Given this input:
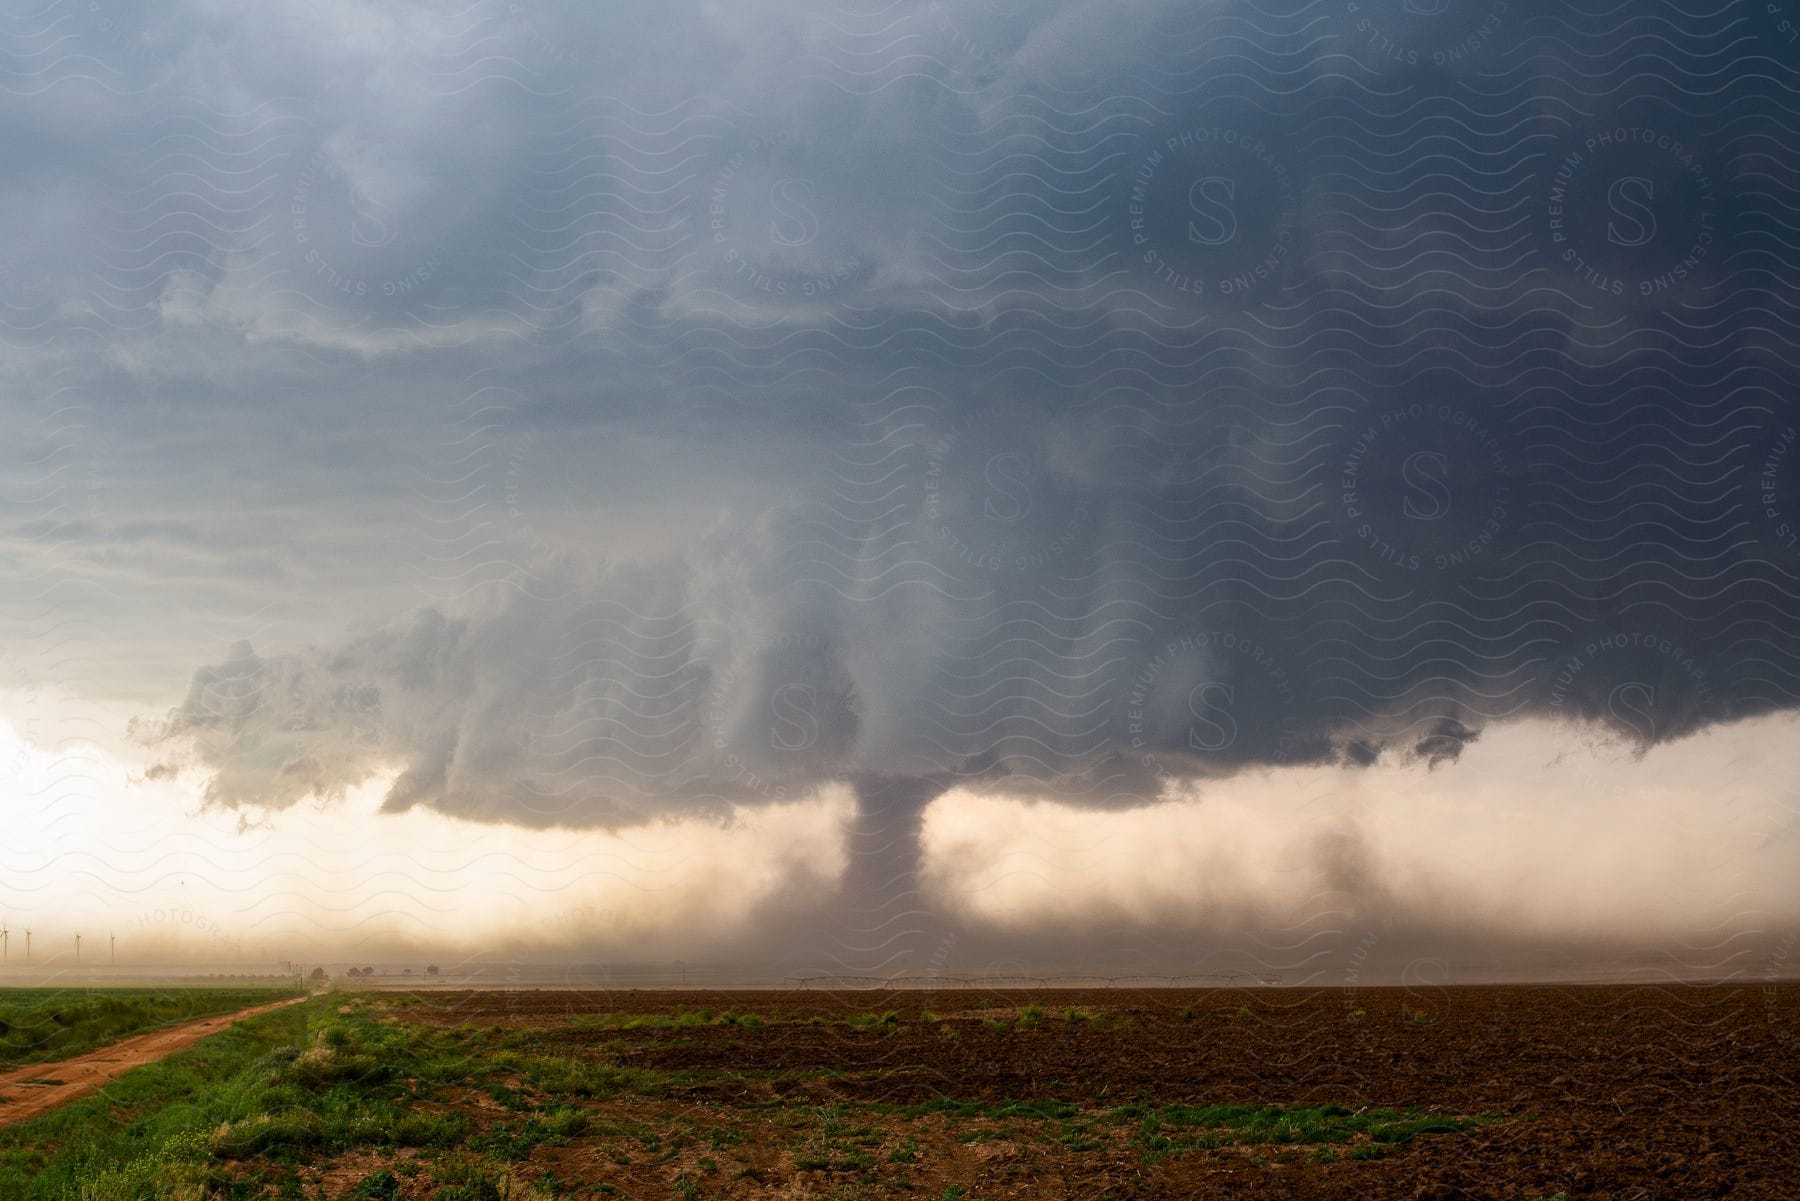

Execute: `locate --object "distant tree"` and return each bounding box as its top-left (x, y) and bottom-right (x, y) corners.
top-left (403, 968), bottom-right (412, 975)
top-left (425, 965), bottom-right (440, 976)
top-left (308, 967), bottom-right (327, 983)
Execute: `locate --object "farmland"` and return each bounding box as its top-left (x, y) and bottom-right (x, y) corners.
top-left (0, 983), bottom-right (1792, 1198)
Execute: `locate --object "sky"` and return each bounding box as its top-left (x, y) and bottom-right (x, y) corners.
top-left (2, 0), bottom-right (1799, 983)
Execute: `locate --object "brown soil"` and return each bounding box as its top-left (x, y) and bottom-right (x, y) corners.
top-left (0, 996), bottom-right (306, 1129)
top-left (362, 983), bottom-right (1798, 1199)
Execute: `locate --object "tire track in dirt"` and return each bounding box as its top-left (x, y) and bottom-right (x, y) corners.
top-left (0, 996), bottom-right (307, 1129)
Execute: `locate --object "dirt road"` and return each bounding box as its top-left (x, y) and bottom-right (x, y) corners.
top-left (0, 996), bottom-right (306, 1129)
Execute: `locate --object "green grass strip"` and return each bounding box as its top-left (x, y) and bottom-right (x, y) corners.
top-left (0, 988), bottom-right (300, 1071)
top-left (0, 996), bottom-right (316, 1199)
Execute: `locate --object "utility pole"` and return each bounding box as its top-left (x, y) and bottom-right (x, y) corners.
top-left (111, 933), bottom-right (116, 964)
top-left (75, 933), bottom-right (81, 963)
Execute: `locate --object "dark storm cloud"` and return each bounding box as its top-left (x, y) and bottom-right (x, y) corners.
top-left (5, 0), bottom-right (1800, 903)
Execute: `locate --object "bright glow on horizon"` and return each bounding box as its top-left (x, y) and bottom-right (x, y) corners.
top-left (923, 713), bottom-right (1800, 946)
top-left (4, 711), bottom-right (1797, 965)
top-left (0, 718), bottom-right (849, 964)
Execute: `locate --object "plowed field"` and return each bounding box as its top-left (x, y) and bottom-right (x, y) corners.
top-left (351, 983), bottom-right (1794, 1199)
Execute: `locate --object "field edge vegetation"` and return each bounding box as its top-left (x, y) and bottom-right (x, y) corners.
top-left (0, 992), bottom-right (1508, 1200)
top-left (0, 987), bottom-right (302, 1072)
